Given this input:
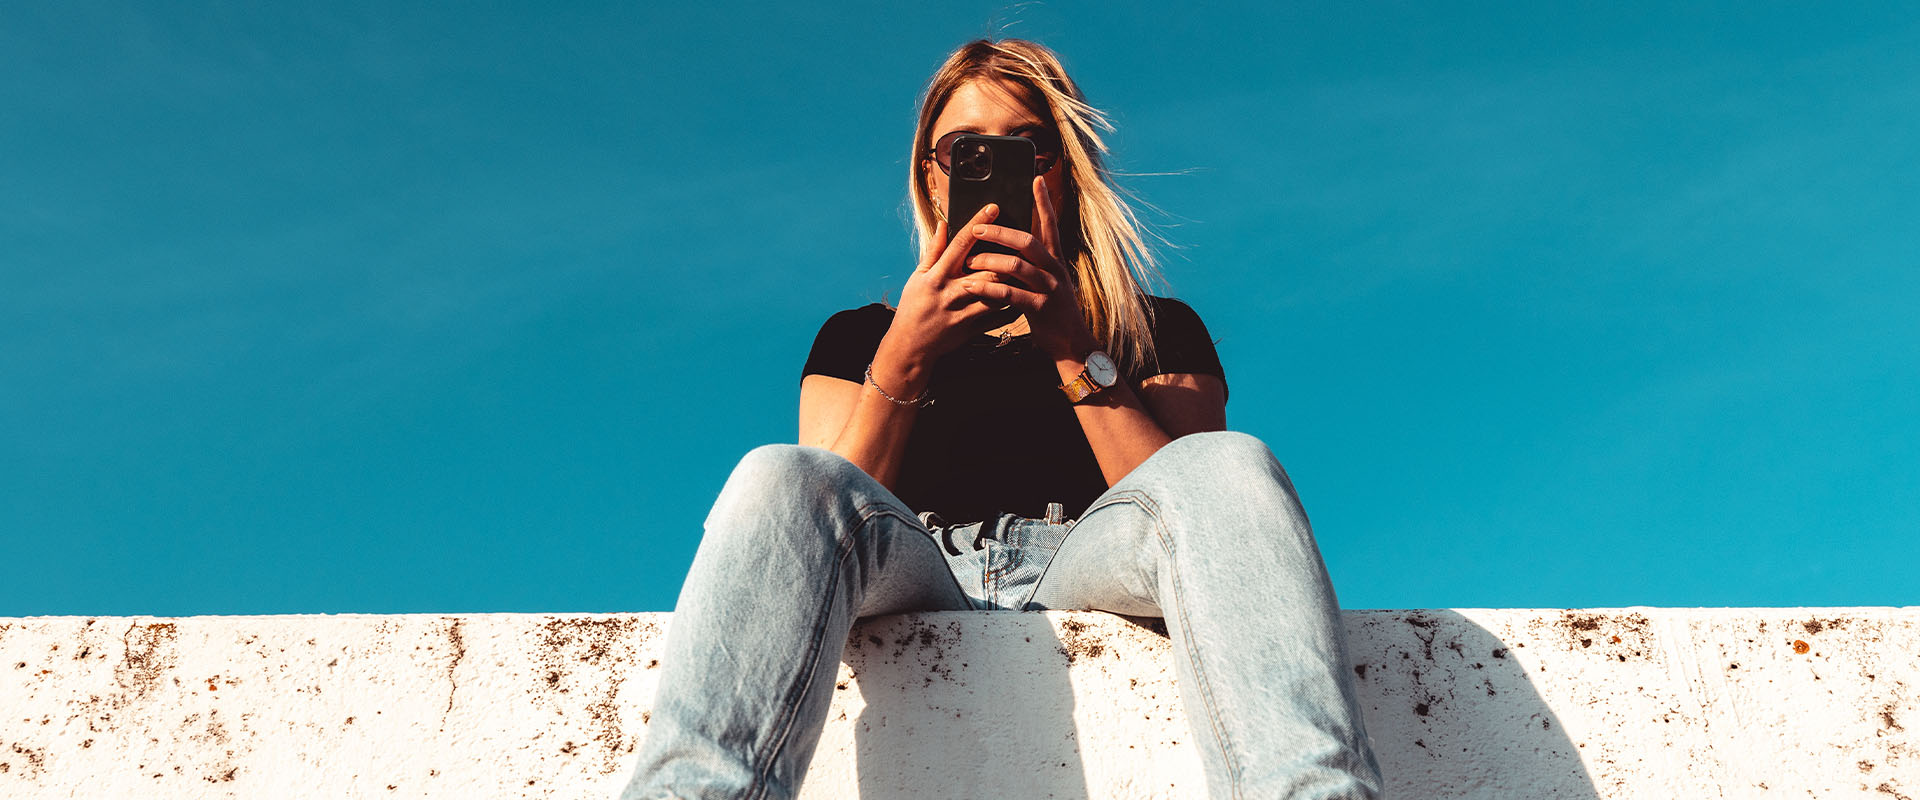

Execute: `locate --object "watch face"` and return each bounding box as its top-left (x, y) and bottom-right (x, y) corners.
top-left (1086, 351), bottom-right (1118, 387)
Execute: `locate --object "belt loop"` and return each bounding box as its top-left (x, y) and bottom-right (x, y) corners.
top-left (946, 525), bottom-right (975, 556)
top-left (920, 512), bottom-right (967, 557)
top-left (1045, 502), bottom-right (1065, 525)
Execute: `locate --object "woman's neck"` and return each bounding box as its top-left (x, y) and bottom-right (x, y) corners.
top-left (985, 315), bottom-right (1030, 341)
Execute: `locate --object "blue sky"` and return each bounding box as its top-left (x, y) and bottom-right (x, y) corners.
top-left (4, 2), bottom-right (1916, 615)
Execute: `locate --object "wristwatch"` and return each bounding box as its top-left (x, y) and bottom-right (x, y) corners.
top-left (1059, 350), bottom-right (1119, 404)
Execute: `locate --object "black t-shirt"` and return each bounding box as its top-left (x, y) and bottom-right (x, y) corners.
top-left (801, 296), bottom-right (1225, 524)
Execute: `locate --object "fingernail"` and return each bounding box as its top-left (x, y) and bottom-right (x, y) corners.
top-left (961, 280), bottom-right (977, 291)
top-left (972, 225), bottom-right (986, 235)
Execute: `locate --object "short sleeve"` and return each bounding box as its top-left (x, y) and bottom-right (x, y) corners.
top-left (1141, 296), bottom-right (1226, 391)
top-left (801, 304), bottom-right (895, 383)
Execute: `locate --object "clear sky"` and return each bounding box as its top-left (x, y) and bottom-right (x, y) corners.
top-left (5, 2), bottom-right (1916, 616)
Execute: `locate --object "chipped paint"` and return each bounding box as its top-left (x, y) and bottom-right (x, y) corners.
top-left (0, 609), bottom-right (1914, 798)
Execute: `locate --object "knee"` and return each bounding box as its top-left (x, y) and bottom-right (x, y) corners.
top-left (1160, 431), bottom-right (1290, 486)
top-left (1175, 430), bottom-right (1275, 465)
top-left (727, 444), bottom-right (850, 491)
top-left (708, 445), bottom-right (859, 525)
top-left (1142, 432), bottom-right (1308, 527)
top-left (684, 447), bottom-right (889, 601)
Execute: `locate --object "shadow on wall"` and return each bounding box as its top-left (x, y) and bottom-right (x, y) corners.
top-left (836, 609), bottom-right (1602, 799)
top-left (1346, 610), bottom-right (1602, 799)
top-left (846, 612), bottom-right (1089, 798)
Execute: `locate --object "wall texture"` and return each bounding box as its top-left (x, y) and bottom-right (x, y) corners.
top-left (0, 608), bottom-right (1914, 799)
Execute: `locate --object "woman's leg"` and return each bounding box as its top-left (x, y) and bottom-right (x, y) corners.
top-left (622, 445), bottom-right (970, 800)
top-left (1026, 431), bottom-right (1382, 800)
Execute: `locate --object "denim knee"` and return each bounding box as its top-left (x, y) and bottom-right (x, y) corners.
top-left (704, 444), bottom-right (869, 541)
top-left (1129, 431), bottom-right (1312, 547)
top-left (1157, 431), bottom-right (1295, 493)
top-left (728, 444), bottom-right (851, 494)
top-left (1162, 430), bottom-right (1276, 468)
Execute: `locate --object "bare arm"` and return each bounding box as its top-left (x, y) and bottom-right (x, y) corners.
top-left (796, 363), bottom-right (921, 491)
top-left (806, 367), bottom-right (1226, 492)
top-left (1137, 372), bottom-right (1228, 438)
top-left (796, 207), bottom-right (1007, 491)
top-left (961, 175), bottom-right (1228, 485)
top-left (803, 178), bottom-right (1229, 490)
top-left (1047, 348), bottom-right (1228, 486)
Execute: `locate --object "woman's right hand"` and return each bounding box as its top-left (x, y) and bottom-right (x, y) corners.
top-left (867, 204), bottom-right (1007, 397)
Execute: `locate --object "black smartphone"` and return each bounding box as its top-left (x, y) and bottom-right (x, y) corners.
top-left (944, 134), bottom-right (1036, 271)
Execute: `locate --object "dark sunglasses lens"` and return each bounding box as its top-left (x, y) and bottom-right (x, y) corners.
top-left (931, 132), bottom-right (966, 173)
top-left (1029, 132), bottom-right (1061, 173)
top-left (930, 131), bottom-right (1062, 174)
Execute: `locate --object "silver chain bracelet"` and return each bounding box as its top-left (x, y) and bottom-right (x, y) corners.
top-left (865, 362), bottom-right (934, 408)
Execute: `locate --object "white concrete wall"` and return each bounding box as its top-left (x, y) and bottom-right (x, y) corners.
top-left (0, 609), bottom-right (1914, 799)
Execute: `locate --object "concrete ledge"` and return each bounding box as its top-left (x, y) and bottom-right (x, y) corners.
top-left (1, 609), bottom-right (1914, 798)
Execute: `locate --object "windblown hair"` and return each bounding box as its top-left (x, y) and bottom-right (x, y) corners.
top-left (910, 38), bottom-right (1163, 372)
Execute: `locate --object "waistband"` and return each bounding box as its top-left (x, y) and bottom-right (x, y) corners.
top-left (920, 504), bottom-right (1071, 557)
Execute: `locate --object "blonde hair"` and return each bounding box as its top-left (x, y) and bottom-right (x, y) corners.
top-left (910, 39), bottom-right (1163, 372)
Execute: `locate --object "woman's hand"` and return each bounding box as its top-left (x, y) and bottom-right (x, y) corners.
top-left (958, 175), bottom-right (1096, 360)
top-left (868, 204), bottom-right (1012, 397)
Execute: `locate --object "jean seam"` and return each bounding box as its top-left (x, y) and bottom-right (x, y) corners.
top-left (1019, 492), bottom-right (1141, 609)
top-left (985, 548), bottom-right (1002, 606)
top-left (1098, 489), bottom-right (1247, 799)
top-left (1020, 506), bottom-right (1096, 610)
top-left (743, 503), bottom-right (916, 800)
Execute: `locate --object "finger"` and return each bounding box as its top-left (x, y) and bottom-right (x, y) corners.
top-left (1033, 175), bottom-right (1061, 264)
top-left (971, 221), bottom-right (1067, 287)
top-left (932, 203), bottom-right (1000, 279)
top-left (943, 270), bottom-right (1015, 310)
top-left (955, 297), bottom-right (1017, 329)
top-left (967, 223), bottom-right (1039, 256)
top-left (942, 276), bottom-right (990, 310)
top-left (917, 212), bottom-right (949, 271)
top-left (958, 277), bottom-right (1048, 314)
top-left (965, 252), bottom-right (1058, 294)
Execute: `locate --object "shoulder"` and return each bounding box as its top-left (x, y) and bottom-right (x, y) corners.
top-left (1145, 295), bottom-right (1215, 346)
top-left (803, 303), bottom-right (895, 382)
top-left (1135, 294), bottom-right (1225, 384)
top-left (812, 303), bottom-right (895, 345)
top-left (829, 302), bottom-right (895, 323)
top-left (818, 303), bottom-right (894, 336)
top-left (1147, 295), bottom-right (1207, 329)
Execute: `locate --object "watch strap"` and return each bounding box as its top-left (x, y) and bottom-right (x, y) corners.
top-left (1061, 372), bottom-right (1098, 404)
top-left (1060, 351), bottom-right (1116, 404)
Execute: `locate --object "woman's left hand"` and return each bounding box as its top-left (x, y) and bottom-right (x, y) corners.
top-left (959, 175), bottom-right (1096, 359)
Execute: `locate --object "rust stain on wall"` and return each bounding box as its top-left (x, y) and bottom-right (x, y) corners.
top-left (539, 617), bottom-right (642, 667)
top-left (1545, 612), bottom-right (1654, 663)
top-left (1803, 618), bottom-right (1852, 635)
top-left (3, 742), bottom-right (49, 781)
top-left (535, 617), bottom-right (646, 775)
top-left (442, 617), bottom-right (467, 717)
top-left (113, 622), bottom-right (179, 703)
top-left (1058, 617), bottom-right (1108, 665)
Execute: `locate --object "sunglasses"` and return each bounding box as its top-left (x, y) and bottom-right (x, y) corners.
top-left (927, 130), bottom-right (1063, 176)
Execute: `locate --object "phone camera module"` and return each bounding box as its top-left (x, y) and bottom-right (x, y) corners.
top-left (953, 140), bottom-right (993, 181)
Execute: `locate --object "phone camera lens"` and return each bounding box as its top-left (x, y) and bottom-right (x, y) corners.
top-left (954, 141), bottom-right (993, 181)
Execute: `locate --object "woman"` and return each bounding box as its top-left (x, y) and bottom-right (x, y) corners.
top-left (623, 39), bottom-right (1381, 800)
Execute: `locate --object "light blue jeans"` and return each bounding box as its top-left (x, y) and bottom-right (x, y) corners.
top-left (621, 431), bottom-right (1381, 799)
